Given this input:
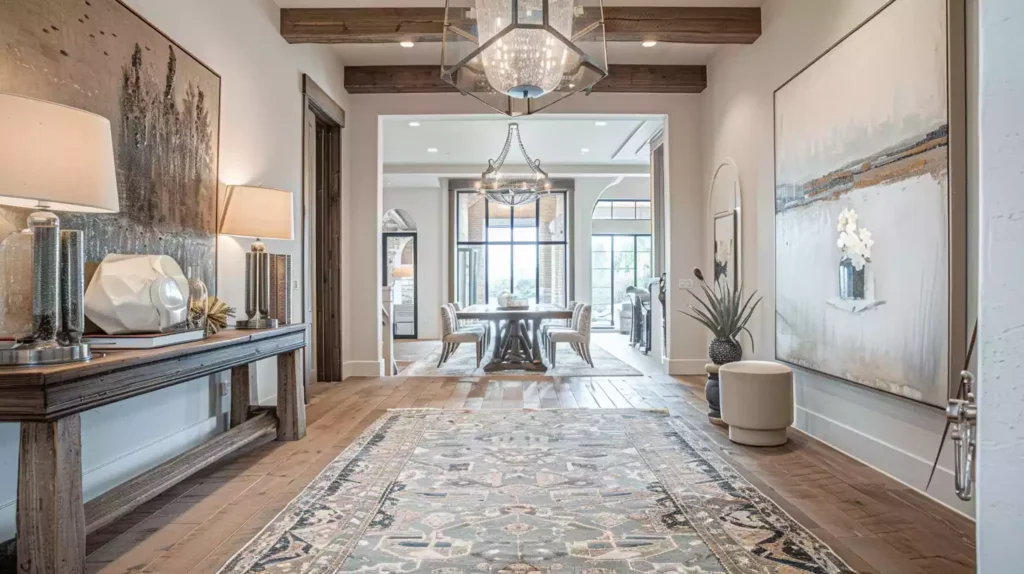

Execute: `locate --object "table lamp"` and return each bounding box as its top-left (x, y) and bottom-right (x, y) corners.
top-left (219, 185), bottom-right (293, 329)
top-left (0, 93), bottom-right (120, 365)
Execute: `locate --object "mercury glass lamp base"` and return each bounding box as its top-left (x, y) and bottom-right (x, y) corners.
top-left (0, 342), bottom-right (92, 366)
top-left (236, 318), bottom-right (279, 330)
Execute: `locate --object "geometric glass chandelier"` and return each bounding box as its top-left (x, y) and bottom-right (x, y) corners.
top-left (441, 0), bottom-right (608, 117)
top-left (468, 123), bottom-right (563, 206)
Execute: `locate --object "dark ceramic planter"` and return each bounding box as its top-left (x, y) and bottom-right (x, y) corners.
top-left (709, 337), bottom-right (743, 365)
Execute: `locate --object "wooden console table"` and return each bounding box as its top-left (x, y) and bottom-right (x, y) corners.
top-left (0, 325), bottom-right (308, 573)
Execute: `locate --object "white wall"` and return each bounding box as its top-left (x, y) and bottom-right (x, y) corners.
top-left (344, 93), bottom-right (707, 378)
top-left (382, 187), bottom-right (445, 339)
top-left (976, 0), bottom-right (1024, 567)
top-left (0, 0), bottom-right (348, 541)
top-left (702, 0), bottom-right (973, 514)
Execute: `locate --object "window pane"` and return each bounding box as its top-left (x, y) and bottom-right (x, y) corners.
top-left (487, 244), bottom-right (511, 302)
top-left (512, 244), bottom-right (538, 303)
top-left (593, 201), bottom-right (612, 220)
top-left (592, 287), bottom-right (612, 306)
top-left (538, 193), bottom-right (566, 241)
top-left (592, 269), bottom-right (611, 288)
top-left (636, 235), bottom-right (652, 252)
top-left (612, 201), bottom-right (635, 219)
top-left (636, 201), bottom-right (651, 220)
top-left (538, 244), bottom-right (566, 305)
top-left (592, 250), bottom-right (611, 269)
top-left (455, 245), bottom-right (486, 306)
top-left (637, 252), bottom-right (653, 285)
top-left (592, 235), bottom-right (612, 252)
top-left (488, 202), bottom-right (512, 241)
top-left (512, 203), bottom-right (538, 242)
top-left (458, 193), bottom-right (487, 242)
top-left (592, 304), bottom-right (613, 326)
top-left (614, 269), bottom-right (635, 301)
top-left (613, 236), bottom-right (635, 270)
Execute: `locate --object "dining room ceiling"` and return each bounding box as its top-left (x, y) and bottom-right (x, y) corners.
top-left (382, 116), bottom-right (663, 167)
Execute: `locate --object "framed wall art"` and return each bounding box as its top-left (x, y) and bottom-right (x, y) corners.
top-left (0, 0), bottom-right (221, 292)
top-left (773, 0), bottom-right (966, 408)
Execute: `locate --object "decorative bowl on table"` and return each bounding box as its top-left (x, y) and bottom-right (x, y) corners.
top-left (497, 293), bottom-right (529, 310)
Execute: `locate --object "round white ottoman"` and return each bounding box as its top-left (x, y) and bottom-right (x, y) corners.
top-left (719, 361), bottom-right (794, 446)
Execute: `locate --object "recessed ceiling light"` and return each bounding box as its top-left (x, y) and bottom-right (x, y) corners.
top-left (595, 121), bottom-right (607, 126)
top-left (400, 41), bottom-right (415, 48)
top-left (409, 121), bottom-right (421, 127)
top-left (427, 147), bottom-right (439, 153)
top-left (642, 40), bottom-right (658, 48)
top-left (581, 148), bottom-right (590, 153)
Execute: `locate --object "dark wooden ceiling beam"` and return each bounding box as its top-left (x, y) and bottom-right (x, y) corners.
top-left (343, 65), bottom-right (707, 95)
top-left (281, 7), bottom-right (760, 44)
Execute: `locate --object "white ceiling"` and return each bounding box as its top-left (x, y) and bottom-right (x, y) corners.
top-left (330, 42), bottom-right (719, 67)
top-left (381, 116), bottom-right (662, 167)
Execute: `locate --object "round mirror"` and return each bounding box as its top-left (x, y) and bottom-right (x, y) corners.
top-left (709, 160), bottom-right (741, 289)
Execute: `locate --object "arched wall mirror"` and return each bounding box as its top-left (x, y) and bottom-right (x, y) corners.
top-left (709, 160), bottom-right (742, 289)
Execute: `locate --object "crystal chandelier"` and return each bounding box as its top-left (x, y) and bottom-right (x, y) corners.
top-left (470, 123), bottom-right (561, 206)
top-left (442, 0), bottom-right (608, 117)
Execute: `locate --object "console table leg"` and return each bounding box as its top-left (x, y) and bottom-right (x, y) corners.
top-left (230, 364), bottom-right (252, 428)
top-left (277, 350), bottom-right (306, 441)
top-left (17, 415), bottom-right (85, 574)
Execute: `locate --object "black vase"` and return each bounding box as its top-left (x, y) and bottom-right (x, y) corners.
top-left (709, 337), bottom-right (742, 365)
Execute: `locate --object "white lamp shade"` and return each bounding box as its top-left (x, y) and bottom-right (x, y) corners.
top-left (220, 185), bottom-right (294, 240)
top-left (0, 93), bottom-right (120, 213)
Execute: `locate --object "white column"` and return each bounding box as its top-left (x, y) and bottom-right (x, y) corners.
top-left (381, 285), bottom-right (395, 376)
top-left (977, 0), bottom-right (1024, 570)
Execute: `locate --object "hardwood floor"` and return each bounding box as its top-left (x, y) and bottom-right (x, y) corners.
top-left (84, 375), bottom-right (976, 573)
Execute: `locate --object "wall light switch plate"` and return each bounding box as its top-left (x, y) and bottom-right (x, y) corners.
top-left (678, 279), bottom-right (694, 290)
top-left (293, 280), bottom-right (300, 290)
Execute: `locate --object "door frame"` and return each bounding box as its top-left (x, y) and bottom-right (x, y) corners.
top-left (301, 75), bottom-right (345, 385)
top-left (381, 232), bottom-right (419, 339)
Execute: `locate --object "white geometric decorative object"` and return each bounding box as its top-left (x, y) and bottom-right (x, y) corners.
top-left (85, 254), bottom-right (189, 334)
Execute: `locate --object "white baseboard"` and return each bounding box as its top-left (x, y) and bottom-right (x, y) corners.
top-left (795, 405), bottom-right (975, 518)
top-left (665, 358), bottom-right (707, 376)
top-left (343, 360), bottom-right (383, 379)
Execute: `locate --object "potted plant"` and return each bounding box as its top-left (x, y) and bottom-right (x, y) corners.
top-left (679, 268), bottom-right (761, 419)
top-left (681, 268), bottom-right (761, 364)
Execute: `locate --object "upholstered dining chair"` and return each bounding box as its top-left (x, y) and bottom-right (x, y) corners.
top-left (547, 304), bottom-right (594, 368)
top-left (541, 301), bottom-right (583, 343)
top-left (446, 303), bottom-right (489, 349)
top-left (438, 305), bottom-right (486, 368)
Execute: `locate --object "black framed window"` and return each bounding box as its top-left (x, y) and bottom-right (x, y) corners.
top-left (591, 234), bottom-right (652, 327)
top-left (592, 199), bottom-right (651, 220)
top-left (382, 232), bottom-right (418, 339)
top-left (455, 191), bottom-right (569, 306)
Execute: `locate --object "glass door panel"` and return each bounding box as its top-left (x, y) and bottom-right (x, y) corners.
top-left (487, 244), bottom-right (512, 302)
top-left (512, 244), bottom-right (538, 303)
top-left (382, 233), bottom-right (417, 339)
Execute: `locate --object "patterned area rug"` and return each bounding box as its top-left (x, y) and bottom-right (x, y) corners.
top-left (220, 410), bottom-right (853, 574)
top-left (400, 345), bottom-right (643, 377)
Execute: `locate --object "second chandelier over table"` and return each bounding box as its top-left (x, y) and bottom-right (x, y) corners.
top-left (441, 0), bottom-right (608, 117)
top-left (472, 122), bottom-right (563, 206)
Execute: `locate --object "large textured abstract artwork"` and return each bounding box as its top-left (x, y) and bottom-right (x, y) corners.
top-left (774, 0), bottom-right (953, 407)
top-left (0, 0), bottom-right (220, 291)
top-left (220, 409), bottom-right (853, 573)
